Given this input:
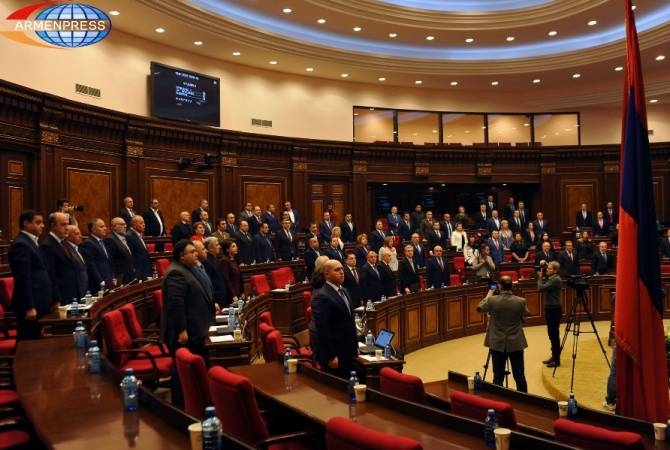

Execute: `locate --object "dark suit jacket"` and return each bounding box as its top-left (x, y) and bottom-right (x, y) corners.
top-left (534, 251), bottom-right (555, 269)
top-left (591, 252), bottom-right (614, 275)
top-left (386, 213), bottom-right (401, 234)
top-left (324, 246), bottom-right (345, 263)
top-left (440, 222), bottom-right (455, 241)
top-left (660, 237), bottom-right (670, 258)
top-left (411, 242), bottom-right (425, 268)
top-left (305, 248), bottom-right (323, 276)
top-left (339, 221), bottom-right (357, 243)
top-left (398, 220), bottom-right (412, 242)
top-left (223, 223), bottom-right (238, 237)
top-left (533, 220), bottom-right (550, 236)
top-left (576, 241), bottom-right (594, 260)
top-left (161, 261), bottom-right (215, 351)
top-left (126, 229), bottom-right (152, 280)
top-left (203, 253), bottom-right (230, 306)
top-left (605, 208), bottom-right (618, 225)
top-left (254, 233), bottom-right (274, 263)
top-left (593, 220), bottom-right (610, 236)
top-left (558, 251), bottom-right (580, 276)
top-left (379, 262), bottom-right (397, 298)
top-left (485, 202), bottom-right (496, 214)
top-left (67, 242), bottom-right (89, 298)
top-left (236, 232), bottom-right (256, 264)
top-left (284, 209), bottom-right (300, 231)
top-left (142, 209), bottom-right (166, 236)
top-left (9, 233), bottom-right (53, 317)
top-left (40, 234), bottom-right (81, 304)
top-left (319, 221), bottom-right (334, 243)
top-left (191, 207), bottom-right (206, 225)
top-left (517, 210), bottom-right (530, 229)
top-left (369, 230), bottom-right (386, 252)
top-left (359, 263), bottom-right (383, 302)
top-left (486, 218), bottom-right (502, 234)
top-left (398, 259), bottom-right (420, 293)
top-left (509, 217), bottom-right (524, 234)
top-left (475, 212), bottom-right (488, 229)
top-left (275, 229), bottom-right (298, 261)
top-left (487, 239), bottom-right (505, 264)
top-left (81, 236), bottom-right (114, 292)
top-left (354, 246), bottom-right (369, 267)
top-left (342, 265), bottom-right (362, 308)
top-left (426, 256), bottom-right (450, 288)
top-left (410, 211), bottom-right (424, 232)
top-left (261, 213), bottom-right (280, 234)
top-left (427, 230), bottom-right (446, 251)
top-left (247, 215), bottom-right (264, 236)
top-left (171, 222), bottom-right (193, 245)
top-left (502, 204), bottom-right (516, 221)
top-left (312, 283), bottom-right (358, 375)
top-left (576, 211), bottom-right (594, 229)
top-left (119, 208), bottom-right (135, 227)
top-left (104, 233), bottom-right (135, 283)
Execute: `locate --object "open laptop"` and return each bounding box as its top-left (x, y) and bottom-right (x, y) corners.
top-left (358, 329), bottom-right (395, 355)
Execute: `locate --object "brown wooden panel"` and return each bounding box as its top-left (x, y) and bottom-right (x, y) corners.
top-left (67, 168), bottom-right (113, 229)
top-left (524, 291), bottom-right (541, 318)
top-left (331, 184), bottom-right (344, 195)
top-left (406, 306), bottom-right (420, 341)
top-left (563, 183), bottom-right (595, 228)
top-left (376, 314), bottom-right (388, 334)
top-left (466, 295), bottom-right (485, 327)
top-left (151, 176), bottom-right (209, 229)
top-left (387, 311), bottom-right (400, 347)
top-left (8, 186), bottom-right (23, 238)
top-left (598, 286), bottom-right (612, 312)
top-left (311, 200), bottom-right (323, 225)
top-left (423, 302), bottom-right (439, 336)
top-left (311, 184), bottom-right (323, 195)
top-left (332, 200), bottom-right (345, 222)
top-left (244, 181), bottom-right (281, 212)
top-left (8, 160), bottom-right (23, 176)
top-left (446, 301), bottom-right (462, 331)
top-left (653, 178), bottom-right (664, 218)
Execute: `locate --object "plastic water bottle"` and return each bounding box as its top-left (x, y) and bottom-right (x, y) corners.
top-left (567, 392), bottom-right (578, 417)
top-left (365, 330), bottom-right (374, 347)
top-left (238, 298), bottom-right (245, 311)
top-left (87, 340), bottom-right (101, 374)
top-left (228, 307), bottom-right (234, 325)
top-left (120, 368), bottom-right (140, 411)
top-left (474, 371), bottom-right (483, 393)
top-left (152, 267), bottom-right (158, 279)
top-left (283, 348), bottom-right (291, 373)
top-left (381, 295), bottom-right (386, 302)
top-left (201, 406), bottom-right (222, 450)
top-left (74, 321), bottom-right (87, 348)
top-left (84, 291), bottom-right (92, 305)
top-left (70, 298), bottom-right (79, 318)
top-left (384, 344), bottom-right (392, 360)
top-left (484, 409), bottom-right (497, 448)
top-left (303, 276), bottom-right (309, 284)
top-left (366, 299), bottom-right (374, 311)
top-left (348, 371), bottom-right (358, 402)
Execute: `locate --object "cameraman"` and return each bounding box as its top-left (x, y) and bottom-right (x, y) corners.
top-left (56, 198), bottom-right (79, 227)
top-left (538, 260), bottom-right (562, 367)
top-left (477, 276), bottom-right (529, 392)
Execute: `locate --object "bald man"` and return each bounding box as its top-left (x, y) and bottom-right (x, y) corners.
top-left (104, 217), bottom-right (135, 283)
top-left (312, 259), bottom-right (358, 377)
top-left (119, 196), bottom-right (135, 227)
top-left (65, 225), bottom-right (89, 299)
top-left (171, 211), bottom-right (193, 245)
top-left (40, 212), bottom-right (78, 305)
top-left (126, 215), bottom-right (152, 280)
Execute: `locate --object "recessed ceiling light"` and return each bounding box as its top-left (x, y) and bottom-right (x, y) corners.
top-left (305, 67), bottom-right (314, 72)
top-left (155, 27), bottom-right (165, 33)
top-left (450, 81), bottom-right (458, 86)
top-left (656, 55), bottom-right (666, 61)
top-left (353, 26), bottom-right (362, 32)
top-left (232, 51), bottom-right (241, 56)
top-left (482, 126), bottom-right (487, 129)
top-left (573, 73), bottom-right (581, 78)
top-left (465, 37), bottom-right (474, 43)
top-left (282, 8), bottom-right (292, 13)
top-left (426, 36), bottom-right (435, 41)
top-left (649, 99), bottom-right (659, 103)
top-left (378, 77), bottom-right (386, 81)
top-left (523, 123), bottom-right (530, 127)
top-left (432, 129), bottom-right (437, 133)
top-left (269, 60), bottom-right (278, 65)
top-left (615, 66), bottom-right (624, 71)
top-left (588, 20), bottom-right (598, 26)
top-left (317, 18), bottom-right (326, 24)
top-left (548, 30), bottom-right (558, 36)
top-left (533, 78), bottom-right (541, 84)
top-left (109, 10), bottom-right (120, 16)
top-left (389, 33), bottom-right (397, 38)
top-left (491, 81), bottom-right (499, 86)
top-left (415, 80), bottom-right (422, 84)
top-left (194, 41), bottom-right (203, 46)
top-left (341, 73), bottom-right (349, 78)
top-left (506, 36), bottom-right (515, 42)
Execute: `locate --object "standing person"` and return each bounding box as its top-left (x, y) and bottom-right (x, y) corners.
top-left (81, 218), bottom-right (115, 292)
top-left (41, 212), bottom-right (78, 305)
top-left (126, 215), bottom-right (152, 280)
top-left (378, 250), bottom-right (397, 298)
top-left (477, 276), bottom-right (529, 392)
top-left (143, 198), bottom-right (166, 237)
top-left (354, 234), bottom-right (370, 268)
top-left (426, 245), bottom-right (450, 289)
top-left (283, 201), bottom-right (300, 232)
top-left (235, 221), bottom-right (256, 265)
top-left (64, 225), bottom-right (89, 299)
top-left (342, 253), bottom-right (362, 308)
top-left (305, 237), bottom-right (322, 277)
top-left (312, 259), bottom-right (358, 378)
top-left (386, 206), bottom-right (400, 235)
top-left (9, 211), bottom-right (53, 340)
top-left (203, 237), bottom-right (230, 308)
top-left (538, 261), bottom-right (562, 367)
top-left (105, 217), bottom-right (136, 283)
top-left (191, 199), bottom-right (209, 224)
top-left (472, 244), bottom-right (495, 280)
top-left (360, 251), bottom-right (383, 302)
top-left (171, 211), bottom-right (193, 244)
top-left (398, 245), bottom-right (420, 294)
top-left (220, 240), bottom-right (243, 304)
top-left (275, 219), bottom-right (297, 261)
top-left (119, 196), bottom-right (135, 227)
top-left (379, 237), bottom-right (399, 273)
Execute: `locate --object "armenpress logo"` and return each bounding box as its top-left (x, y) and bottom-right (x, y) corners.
top-left (1, 1), bottom-right (112, 48)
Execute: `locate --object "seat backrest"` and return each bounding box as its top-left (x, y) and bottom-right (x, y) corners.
top-left (453, 256), bottom-right (465, 271)
top-left (269, 269), bottom-right (290, 289)
top-left (175, 348), bottom-right (211, 420)
top-left (305, 305), bottom-right (313, 324)
top-left (554, 419), bottom-right (644, 450)
top-left (164, 243), bottom-right (173, 252)
top-left (498, 271), bottom-right (519, 282)
top-left (326, 416), bottom-right (423, 450)
top-left (519, 267), bottom-right (534, 279)
top-left (258, 322), bottom-right (275, 362)
top-left (450, 274), bottom-right (462, 287)
top-left (259, 311), bottom-right (274, 327)
top-left (101, 310), bottom-right (133, 367)
top-left (504, 253), bottom-right (512, 263)
top-left (661, 265), bottom-right (670, 275)
top-left (279, 266), bottom-right (296, 284)
top-left (552, 239), bottom-right (561, 249)
top-left (303, 290), bottom-right (312, 310)
top-left (207, 366), bottom-right (269, 444)
top-left (0, 278), bottom-right (14, 308)
top-left (580, 265), bottom-right (591, 274)
top-left (264, 329), bottom-right (285, 362)
top-left (119, 303), bottom-right (144, 340)
top-left (156, 258), bottom-right (170, 277)
top-left (250, 275), bottom-right (271, 295)
top-left (379, 368), bottom-right (427, 405)
top-left (146, 243), bottom-right (156, 253)
top-left (449, 390), bottom-right (517, 430)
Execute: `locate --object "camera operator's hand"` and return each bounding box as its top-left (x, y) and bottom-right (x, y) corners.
top-left (486, 289), bottom-right (495, 298)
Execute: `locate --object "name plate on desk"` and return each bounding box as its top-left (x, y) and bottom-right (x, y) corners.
top-left (210, 335), bottom-right (235, 343)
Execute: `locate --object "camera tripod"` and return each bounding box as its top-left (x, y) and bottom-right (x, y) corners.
top-left (482, 349), bottom-right (510, 388)
top-left (553, 283), bottom-right (610, 393)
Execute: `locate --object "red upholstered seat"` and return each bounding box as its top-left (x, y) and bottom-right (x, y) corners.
top-left (0, 390), bottom-right (19, 405)
top-left (554, 419), bottom-right (644, 450)
top-left (379, 367), bottom-right (427, 405)
top-left (498, 271), bottom-right (519, 282)
top-left (0, 304), bottom-right (16, 340)
top-left (419, 276), bottom-right (426, 291)
top-left (258, 322), bottom-right (275, 362)
top-left (661, 265), bottom-right (670, 275)
top-left (259, 311), bottom-right (274, 327)
top-left (265, 329), bottom-right (312, 361)
top-left (251, 275), bottom-right (271, 296)
top-left (279, 267), bottom-right (296, 284)
top-left (449, 390), bottom-right (518, 430)
top-left (150, 290), bottom-right (163, 326)
top-left (303, 290), bottom-right (312, 310)
top-left (503, 253), bottom-right (512, 263)
top-left (119, 303), bottom-right (168, 358)
top-left (164, 243), bottom-right (173, 252)
top-left (0, 340), bottom-right (15, 356)
top-left (208, 366), bottom-right (312, 449)
top-left (0, 430), bottom-right (31, 449)
top-left (453, 257), bottom-right (465, 272)
top-left (156, 258), bottom-right (170, 277)
top-left (0, 278), bottom-right (13, 308)
top-left (552, 240), bottom-right (561, 250)
top-left (146, 243), bottom-right (156, 253)
top-left (270, 268), bottom-right (295, 289)
top-left (326, 416), bottom-right (422, 450)
top-left (580, 265), bottom-right (591, 274)
top-left (305, 306), bottom-right (312, 324)
top-left (450, 274), bottom-right (462, 287)
top-left (175, 348), bottom-right (211, 420)
top-left (519, 267), bottom-right (535, 280)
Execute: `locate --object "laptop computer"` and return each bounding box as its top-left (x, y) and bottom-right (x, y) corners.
top-left (358, 329), bottom-right (395, 355)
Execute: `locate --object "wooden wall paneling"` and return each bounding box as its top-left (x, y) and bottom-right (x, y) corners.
top-left (465, 294), bottom-right (485, 329)
top-left (561, 180), bottom-right (598, 230)
top-left (523, 291), bottom-right (542, 318)
top-left (149, 174), bottom-right (210, 229)
top-left (63, 158), bottom-right (119, 229)
top-left (538, 162), bottom-right (558, 231)
top-left (309, 179), bottom-right (349, 226)
top-left (8, 186), bottom-right (24, 238)
top-left (445, 299), bottom-right (463, 332)
top-left (403, 302), bottom-right (421, 350)
top-left (597, 286), bottom-right (612, 313)
top-left (242, 177), bottom-right (286, 213)
top-left (422, 298), bottom-right (440, 346)
top-left (386, 306), bottom-right (401, 348)
top-left (1, 151), bottom-right (30, 239)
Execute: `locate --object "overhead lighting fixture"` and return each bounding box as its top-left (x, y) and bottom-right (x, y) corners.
top-left (649, 99), bottom-right (659, 103)
top-left (491, 81), bottom-right (499, 86)
top-left (317, 18), bottom-right (326, 24)
top-left (548, 30), bottom-right (558, 36)
top-left (282, 8), bottom-right (292, 13)
top-left (572, 73), bottom-right (581, 78)
top-left (432, 129), bottom-right (437, 133)
top-left (450, 81), bottom-right (458, 86)
top-left (109, 10), bottom-right (120, 16)
top-left (465, 37), bottom-right (474, 43)
top-left (656, 55), bottom-right (666, 61)
top-left (426, 35), bottom-right (435, 41)
top-left (341, 73), bottom-right (349, 78)
top-left (389, 33), bottom-right (397, 38)
top-left (378, 77), bottom-right (386, 81)
top-left (415, 80), bottom-right (422, 84)
top-left (506, 36), bottom-right (515, 42)
top-left (269, 60), bottom-right (278, 65)
top-left (615, 66), bottom-right (624, 71)
top-left (305, 67), bottom-right (314, 72)
top-left (194, 41), bottom-right (203, 46)
top-left (155, 27), bottom-right (165, 33)
top-left (353, 26), bottom-right (362, 32)
top-left (587, 20), bottom-right (598, 26)
top-left (232, 51), bottom-right (241, 56)
top-left (533, 79), bottom-right (541, 84)
top-left (523, 123), bottom-right (530, 127)
top-left (631, 5), bottom-right (636, 10)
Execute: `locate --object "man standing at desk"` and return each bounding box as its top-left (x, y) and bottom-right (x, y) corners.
top-left (477, 276), bottom-right (529, 392)
top-left (312, 259), bottom-right (358, 378)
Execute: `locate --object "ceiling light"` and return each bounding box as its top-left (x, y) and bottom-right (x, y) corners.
top-left (533, 79), bottom-right (541, 84)
top-left (615, 66), bottom-right (624, 71)
top-left (305, 67), bottom-right (314, 72)
top-left (389, 33), bottom-right (397, 38)
top-left (450, 81), bottom-right (458, 86)
top-left (491, 81), bottom-right (499, 86)
top-left (656, 55), bottom-right (666, 61)
top-left (415, 80), bottom-right (422, 84)
top-left (631, 5), bottom-right (636, 10)
top-left (426, 36), bottom-right (435, 41)
top-left (109, 10), bottom-right (120, 16)
top-left (317, 18), bottom-right (326, 24)
top-left (482, 126), bottom-right (487, 129)
top-left (341, 73), bottom-right (349, 78)
top-left (353, 26), bottom-right (362, 32)
top-left (269, 60), bottom-right (278, 65)
top-left (588, 20), bottom-right (598, 26)
top-left (282, 8), bottom-right (292, 13)
top-left (432, 130), bottom-right (437, 133)
top-left (194, 41), bottom-right (203, 46)
top-left (378, 77), bottom-right (386, 81)
top-left (465, 38), bottom-right (474, 43)
top-left (649, 99), bottom-right (659, 103)
top-left (155, 27), bottom-right (165, 33)
top-left (572, 73), bottom-right (581, 78)
top-left (506, 36), bottom-right (515, 42)
top-left (232, 51), bottom-right (241, 56)
top-left (548, 30), bottom-right (558, 36)
top-left (523, 123), bottom-right (530, 127)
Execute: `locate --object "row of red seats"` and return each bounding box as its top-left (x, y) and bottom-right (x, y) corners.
top-left (145, 242), bottom-right (173, 253)
top-left (258, 312), bottom-right (312, 362)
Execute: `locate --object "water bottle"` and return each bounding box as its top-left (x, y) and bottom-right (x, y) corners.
top-left (152, 267), bottom-right (158, 279)
top-left (283, 348), bottom-right (291, 373)
top-left (366, 299), bottom-right (374, 311)
top-left (484, 409), bottom-right (497, 448)
top-left (87, 340), bottom-right (101, 374)
top-left (285, 282), bottom-right (290, 290)
top-left (365, 330), bottom-right (374, 347)
top-left (201, 406), bottom-right (222, 450)
top-left (228, 307), bottom-right (234, 325)
top-left (303, 276), bottom-right (309, 284)
top-left (84, 291), bottom-right (92, 305)
top-left (120, 368), bottom-right (140, 411)
top-left (381, 295), bottom-right (386, 302)
top-left (70, 298), bottom-right (79, 318)
top-left (348, 371), bottom-right (358, 402)
top-left (474, 371), bottom-right (483, 393)
top-left (384, 344), bottom-right (392, 360)
top-left (567, 392), bottom-right (578, 417)
top-left (74, 321), bottom-right (87, 348)
top-left (238, 298), bottom-right (245, 311)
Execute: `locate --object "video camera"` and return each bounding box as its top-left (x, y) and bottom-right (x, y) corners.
top-left (566, 274), bottom-right (591, 293)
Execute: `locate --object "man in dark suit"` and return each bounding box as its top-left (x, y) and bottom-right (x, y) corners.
top-left (369, 220), bottom-right (387, 253)
top-left (191, 199), bottom-right (209, 225)
top-left (41, 212), bottom-right (80, 305)
top-left (239, 202), bottom-right (254, 224)
top-left (477, 276), bottom-right (529, 392)
top-left (342, 253), bottom-right (362, 308)
top-left (142, 198), bottom-right (166, 237)
top-left (254, 223), bottom-right (275, 263)
top-left (236, 221), bottom-right (256, 265)
top-left (199, 211), bottom-right (213, 236)
top-left (419, 211), bottom-right (435, 238)
top-left (475, 204), bottom-right (488, 229)
top-left (399, 245), bottom-right (420, 294)
top-left (398, 213), bottom-right (412, 242)
top-left (660, 229), bottom-right (670, 258)
top-left (426, 245), bottom-right (450, 288)
top-left (306, 223), bottom-right (320, 244)
top-left (126, 215), bottom-right (153, 280)
top-left (604, 201), bottom-right (618, 226)
top-left (510, 210), bottom-right (524, 234)
top-left (591, 241), bottom-right (614, 275)
top-left (558, 240), bottom-right (580, 276)
top-left (427, 222), bottom-right (446, 252)
top-left (203, 237), bottom-right (230, 308)
top-left (261, 204), bottom-right (280, 234)
top-left (410, 204), bottom-right (424, 233)
top-left (360, 251), bottom-right (384, 302)
top-left (485, 195), bottom-right (496, 214)
top-left (312, 259), bottom-right (358, 377)
top-left (248, 206), bottom-right (264, 236)
top-left (81, 218), bottom-right (115, 292)
top-left (339, 213), bottom-right (357, 244)
top-left (502, 196), bottom-right (516, 221)
top-left (283, 201), bottom-right (300, 232)
top-left (210, 218), bottom-right (230, 243)
top-left (592, 211), bottom-right (609, 237)
top-left (378, 250), bottom-right (397, 298)
top-left (223, 213), bottom-right (238, 237)
top-left (305, 237), bottom-right (322, 277)
top-left (9, 210), bottom-right (53, 340)
top-left (105, 217), bottom-right (136, 283)
top-left (486, 230), bottom-right (505, 265)
top-left (171, 211), bottom-right (193, 244)
top-left (575, 204), bottom-right (594, 229)
top-left (535, 241), bottom-right (555, 270)
top-left (119, 196), bottom-right (136, 227)
top-left (486, 210), bottom-right (502, 234)
top-left (319, 211), bottom-right (334, 244)
top-left (65, 225), bottom-right (89, 298)
top-left (533, 212), bottom-right (549, 236)
top-left (410, 233), bottom-right (425, 268)
top-left (324, 237), bottom-right (345, 263)
top-left (517, 201), bottom-right (529, 230)
top-left (275, 219), bottom-right (298, 261)
top-left (440, 213), bottom-right (454, 243)
top-left (386, 206), bottom-right (401, 235)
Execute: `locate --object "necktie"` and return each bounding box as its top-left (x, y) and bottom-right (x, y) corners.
top-left (380, 230), bottom-right (385, 239)
top-left (409, 260), bottom-right (415, 272)
top-left (371, 264), bottom-right (379, 278)
top-left (98, 238), bottom-right (109, 259)
top-left (230, 224), bottom-right (236, 233)
top-left (286, 230), bottom-right (292, 241)
top-left (315, 250), bottom-right (320, 256)
top-left (352, 268), bottom-right (359, 283)
top-left (436, 231), bottom-right (440, 239)
top-left (337, 287), bottom-right (351, 314)
top-left (569, 252), bottom-right (573, 261)
top-left (438, 258), bottom-right (443, 270)
top-left (61, 240), bottom-right (71, 256)
top-left (119, 236), bottom-right (131, 253)
top-left (516, 218), bottom-right (520, 229)
top-left (602, 252), bottom-right (606, 261)
top-left (194, 265), bottom-right (213, 299)
top-left (128, 208), bottom-right (134, 217)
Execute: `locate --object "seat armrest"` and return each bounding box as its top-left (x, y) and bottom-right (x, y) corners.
top-left (133, 338), bottom-right (169, 356)
top-left (256, 431), bottom-right (313, 449)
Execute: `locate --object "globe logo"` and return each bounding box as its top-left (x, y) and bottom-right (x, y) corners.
top-left (34, 3), bottom-right (111, 48)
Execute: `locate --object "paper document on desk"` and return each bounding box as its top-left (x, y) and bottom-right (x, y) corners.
top-left (210, 335), bottom-right (234, 343)
top-left (358, 354), bottom-right (389, 362)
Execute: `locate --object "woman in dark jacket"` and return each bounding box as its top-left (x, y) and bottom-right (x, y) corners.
top-left (220, 239), bottom-right (243, 303)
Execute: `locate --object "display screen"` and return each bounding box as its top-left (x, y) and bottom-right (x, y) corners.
top-left (150, 62), bottom-right (220, 126)
top-left (375, 329), bottom-right (395, 348)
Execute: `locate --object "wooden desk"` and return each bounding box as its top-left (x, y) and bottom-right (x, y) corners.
top-left (230, 363), bottom-right (574, 450)
top-left (423, 371), bottom-right (664, 450)
top-left (205, 336), bottom-right (251, 367)
top-left (353, 356), bottom-right (405, 390)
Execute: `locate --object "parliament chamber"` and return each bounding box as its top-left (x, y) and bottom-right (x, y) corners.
top-left (1, 0), bottom-right (670, 449)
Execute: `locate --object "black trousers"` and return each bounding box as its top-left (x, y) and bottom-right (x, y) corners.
top-left (17, 317), bottom-right (42, 341)
top-left (491, 349), bottom-right (527, 392)
top-left (545, 307), bottom-right (562, 360)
